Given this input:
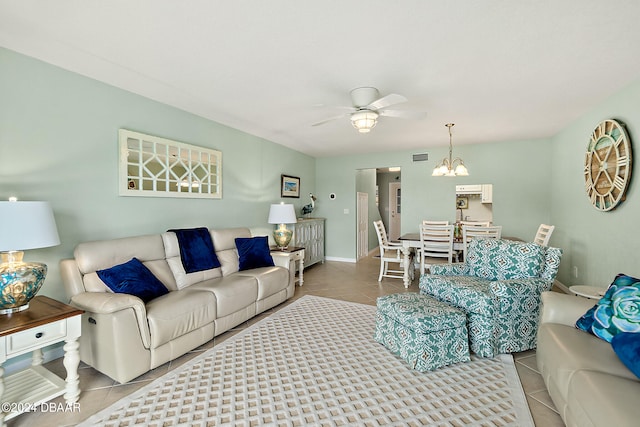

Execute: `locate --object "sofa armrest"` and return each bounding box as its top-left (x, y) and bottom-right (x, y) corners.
top-left (540, 291), bottom-right (596, 327)
top-left (429, 263), bottom-right (470, 276)
top-left (70, 292), bottom-right (151, 348)
top-left (60, 258), bottom-right (86, 301)
top-left (490, 278), bottom-right (553, 297)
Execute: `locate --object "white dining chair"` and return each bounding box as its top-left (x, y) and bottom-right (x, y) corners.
top-left (534, 224), bottom-right (555, 246)
top-left (373, 220), bottom-right (409, 281)
top-left (422, 220), bottom-right (449, 226)
top-left (459, 220), bottom-right (490, 227)
top-left (419, 224), bottom-right (455, 275)
top-left (461, 225), bottom-right (502, 261)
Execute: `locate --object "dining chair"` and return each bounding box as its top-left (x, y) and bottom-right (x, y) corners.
top-left (422, 220), bottom-right (449, 225)
top-left (461, 225), bottom-right (502, 261)
top-left (459, 220), bottom-right (490, 227)
top-left (373, 220), bottom-right (408, 281)
top-left (534, 224), bottom-right (555, 246)
top-left (419, 224), bottom-right (454, 275)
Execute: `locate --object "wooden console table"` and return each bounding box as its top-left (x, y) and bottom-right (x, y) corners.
top-left (0, 296), bottom-right (83, 425)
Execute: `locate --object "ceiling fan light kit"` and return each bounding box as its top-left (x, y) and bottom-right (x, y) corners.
top-left (351, 111), bottom-right (379, 133)
top-left (432, 123), bottom-right (469, 177)
top-left (312, 86), bottom-right (425, 133)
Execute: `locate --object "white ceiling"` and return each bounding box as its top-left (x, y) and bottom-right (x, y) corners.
top-left (2, 1), bottom-right (640, 158)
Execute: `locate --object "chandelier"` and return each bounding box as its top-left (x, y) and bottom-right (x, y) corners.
top-left (432, 123), bottom-right (469, 177)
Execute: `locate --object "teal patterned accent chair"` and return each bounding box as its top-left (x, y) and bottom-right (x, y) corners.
top-left (419, 238), bottom-right (562, 358)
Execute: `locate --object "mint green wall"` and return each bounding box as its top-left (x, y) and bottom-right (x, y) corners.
top-left (0, 48), bottom-right (315, 302)
top-left (550, 78), bottom-right (640, 286)
top-left (315, 141), bottom-right (552, 261)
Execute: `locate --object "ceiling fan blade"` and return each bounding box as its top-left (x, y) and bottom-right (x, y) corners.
top-left (379, 109), bottom-right (427, 119)
top-left (312, 114), bottom-right (349, 126)
top-left (366, 93), bottom-right (407, 110)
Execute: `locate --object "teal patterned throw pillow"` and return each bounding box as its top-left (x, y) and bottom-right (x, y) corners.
top-left (576, 274), bottom-right (640, 342)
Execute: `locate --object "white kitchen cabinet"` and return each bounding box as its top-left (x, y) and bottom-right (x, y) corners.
top-left (481, 184), bottom-right (493, 203)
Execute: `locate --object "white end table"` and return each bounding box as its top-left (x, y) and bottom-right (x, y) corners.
top-left (569, 285), bottom-right (606, 300)
top-left (0, 296), bottom-right (83, 425)
top-left (271, 246), bottom-right (305, 286)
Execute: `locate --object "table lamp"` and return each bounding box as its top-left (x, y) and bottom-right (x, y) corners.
top-left (0, 200), bottom-right (60, 314)
top-left (268, 203), bottom-right (297, 250)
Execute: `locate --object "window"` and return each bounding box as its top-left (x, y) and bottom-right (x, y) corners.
top-left (119, 129), bottom-right (222, 199)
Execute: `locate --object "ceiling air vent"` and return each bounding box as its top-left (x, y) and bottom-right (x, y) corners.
top-left (412, 153), bottom-right (428, 162)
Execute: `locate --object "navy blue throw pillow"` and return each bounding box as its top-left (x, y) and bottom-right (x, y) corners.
top-left (169, 227), bottom-right (221, 273)
top-left (235, 236), bottom-right (274, 271)
top-left (611, 332), bottom-right (640, 379)
top-left (97, 257), bottom-right (169, 303)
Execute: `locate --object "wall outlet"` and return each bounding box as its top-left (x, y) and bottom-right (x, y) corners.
top-left (572, 266), bottom-right (578, 278)
top-left (343, 208), bottom-right (349, 214)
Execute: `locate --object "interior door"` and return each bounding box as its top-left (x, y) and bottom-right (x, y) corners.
top-left (356, 192), bottom-right (368, 260)
top-left (388, 182), bottom-right (401, 241)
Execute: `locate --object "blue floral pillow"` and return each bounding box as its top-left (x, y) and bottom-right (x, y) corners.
top-left (97, 257), bottom-right (169, 303)
top-left (575, 274), bottom-right (640, 342)
top-left (235, 236), bottom-right (274, 271)
top-left (611, 332), bottom-right (640, 379)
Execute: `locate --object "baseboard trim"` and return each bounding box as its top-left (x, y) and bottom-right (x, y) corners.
top-left (325, 256), bottom-right (357, 263)
top-left (554, 279), bottom-right (571, 294)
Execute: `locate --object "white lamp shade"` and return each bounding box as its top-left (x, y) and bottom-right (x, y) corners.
top-left (268, 204), bottom-right (297, 224)
top-left (0, 201), bottom-right (60, 251)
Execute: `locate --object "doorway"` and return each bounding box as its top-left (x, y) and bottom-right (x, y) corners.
top-left (356, 192), bottom-right (368, 260)
top-left (388, 182), bottom-right (401, 241)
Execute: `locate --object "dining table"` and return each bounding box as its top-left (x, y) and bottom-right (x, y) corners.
top-left (397, 233), bottom-right (464, 288)
top-left (397, 232), bottom-right (523, 288)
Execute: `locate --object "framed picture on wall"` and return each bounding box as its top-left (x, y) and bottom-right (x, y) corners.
top-left (281, 174), bottom-right (300, 198)
top-left (456, 196), bottom-right (469, 209)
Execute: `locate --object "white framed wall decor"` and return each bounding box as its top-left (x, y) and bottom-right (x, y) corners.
top-left (119, 129), bottom-right (222, 199)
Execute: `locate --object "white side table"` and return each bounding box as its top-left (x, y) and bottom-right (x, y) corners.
top-left (271, 247), bottom-right (305, 286)
top-left (569, 285), bottom-right (606, 300)
top-left (0, 296), bottom-right (83, 425)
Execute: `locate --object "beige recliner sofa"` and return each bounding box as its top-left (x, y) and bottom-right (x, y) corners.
top-left (60, 227), bottom-right (294, 383)
top-left (537, 291), bottom-right (640, 427)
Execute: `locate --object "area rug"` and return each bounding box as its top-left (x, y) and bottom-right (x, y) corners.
top-left (79, 295), bottom-right (534, 426)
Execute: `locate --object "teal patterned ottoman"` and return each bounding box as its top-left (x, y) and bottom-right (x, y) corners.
top-left (374, 293), bottom-right (470, 371)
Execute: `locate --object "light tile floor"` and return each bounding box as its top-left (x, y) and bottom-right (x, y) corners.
top-left (8, 255), bottom-right (565, 426)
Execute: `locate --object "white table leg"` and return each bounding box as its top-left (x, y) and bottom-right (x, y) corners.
top-left (62, 338), bottom-right (81, 403)
top-left (31, 348), bottom-right (44, 366)
top-left (298, 257), bottom-right (304, 286)
top-left (0, 364), bottom-right (5, 427)
top-left (402, 246), bottom-right (411, 288)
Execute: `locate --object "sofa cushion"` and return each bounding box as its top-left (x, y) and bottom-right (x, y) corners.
top-left (537, 322), bottom-right (638, 401)
top-left (211, 228), bottom-right (252, 276)
top-left (187, 274), bottom-right (258, 318)
top-left (162, 231), bottom-right (222, 290)
top-left (466, 239), bottom-right (545, 281)
top-left (234, 266), bottom-right (289, 300)
top-left (235, 236), bottom-right (274, 271)
top-left (96, 257), bottom-right (169, 303)
top-left (567, 370), bottom-right (640, 427)
top-left (146, 290), bottom-right (216, 349)
top-left (420, 275), bottom-right (494, 316)
top-left (576, 273), bottom-right (640, 342)
top-left (612, 333), bottom-right (640, 379)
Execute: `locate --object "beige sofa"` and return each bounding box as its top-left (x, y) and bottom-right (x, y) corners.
top-left (60, 227), bottom-right (294, 383)
top-left (537, 291), bottom-right (640, 427)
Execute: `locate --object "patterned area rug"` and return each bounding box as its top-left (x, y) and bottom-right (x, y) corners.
top-left (79, 295), bottom-right (534, 426)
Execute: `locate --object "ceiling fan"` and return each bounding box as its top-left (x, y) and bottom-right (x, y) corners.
top-left (312, 87), bottom-right (426, 133)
